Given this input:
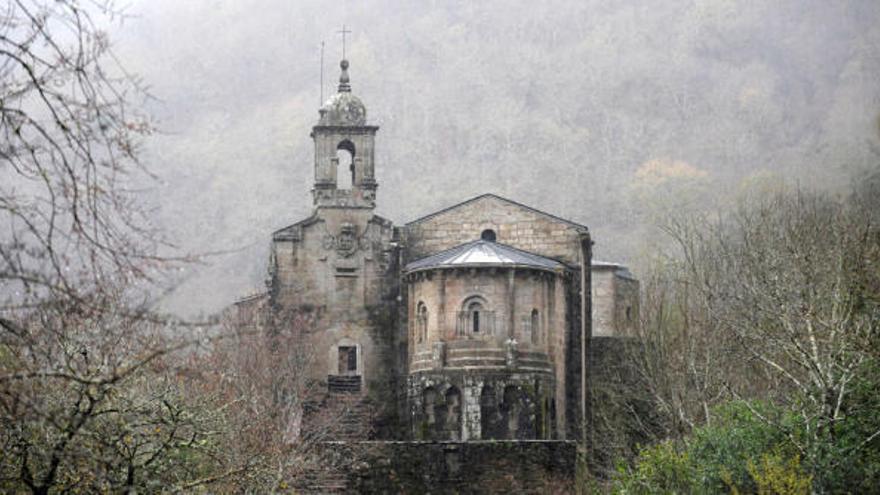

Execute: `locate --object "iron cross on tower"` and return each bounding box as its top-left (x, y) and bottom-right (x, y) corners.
top-left (337, 24), bottom-right (352, 59)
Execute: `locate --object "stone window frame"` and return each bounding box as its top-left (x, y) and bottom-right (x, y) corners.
top-left (337, 346), bottom-right (358, 375)
top-left (519, 308), bottom-right (542, 345)
top-left (416, 301), bottom-right (428, 344)
top-left (335, 139), bottom-right (357, 189)
top-left (530, 308), bottom-right (540, 344)
top-left (328, 337), bottom-right (362, 377)
top-left (457, 295), bottom-right (494, 337)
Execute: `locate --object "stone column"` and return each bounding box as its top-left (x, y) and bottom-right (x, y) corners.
top-left (462, 380), bottom-right (482, 441)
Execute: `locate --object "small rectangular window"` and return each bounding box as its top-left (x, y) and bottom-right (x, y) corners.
top-left (338, 346), bottom-right (357, 374)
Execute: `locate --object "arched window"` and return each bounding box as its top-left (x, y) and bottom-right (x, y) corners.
top-left (530, 309), bottom-right (540, 344)
top-left (480, 229), bottom-right (497, 242)
top-left (459, 296), bottom-right (491, 335)
top-left (336, 140), bottom-right (356, 188)
top-left (469, 301), bottom-right (482, 333)
top-left (416, 302), bottom-right (428, 343)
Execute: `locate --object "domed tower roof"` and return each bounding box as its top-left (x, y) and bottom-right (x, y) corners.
top-left (318, 59), bottom-right (367, 126)
top-left (404, 240), bottom-right (565, 274)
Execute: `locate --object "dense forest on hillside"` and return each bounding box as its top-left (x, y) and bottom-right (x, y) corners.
top-left (112, 0), bottom-right (880, 314)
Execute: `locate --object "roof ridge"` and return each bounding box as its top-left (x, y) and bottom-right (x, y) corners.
top-left (404, 193), bottom-right (588, 230)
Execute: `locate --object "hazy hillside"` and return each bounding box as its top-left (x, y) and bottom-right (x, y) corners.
top-left (112, 0), bottom-right (880, 315)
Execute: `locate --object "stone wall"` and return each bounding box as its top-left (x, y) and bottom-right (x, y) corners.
top-left (348, 440), bottom-right (577, 493)
top-left (268, 208), bottom-right (399, 430)
top-left (615, 274), bottom-right (639, 336)
top-left (591, 264), bottom-right (639, 337)
top-left (407, 371), bottom-right (556, 441)
top-left (404, 194), bottom-right (587, 265)
top-left (404, 266), bottom-right (575, 439)
top-left (406, 269), bottom-right (562, 366)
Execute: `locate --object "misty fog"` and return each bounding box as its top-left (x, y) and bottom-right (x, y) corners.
top-left (110, 0), bottom-right (880, 316)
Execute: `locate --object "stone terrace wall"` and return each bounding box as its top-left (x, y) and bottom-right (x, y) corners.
top-left (349, 440), bottom-right (577, 493)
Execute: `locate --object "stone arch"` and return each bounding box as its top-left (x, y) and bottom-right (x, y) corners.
top-left (501, 385), bottom-right (535, 439)
top-left (422, 386), bottom-right (438, 438)
top-left (480, 385), bottom-right (503, 440)
top-left (501, 386), bottom-right (520, 439)
top-left (336, 139), bottom-right (356, 188)
top-left (459, 295), bottom-right (491, 336)
top-left (445, 386), bottom-right (462, 440)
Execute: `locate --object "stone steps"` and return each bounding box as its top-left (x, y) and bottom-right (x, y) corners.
top-left (322, 393), bottom-right (374, 440)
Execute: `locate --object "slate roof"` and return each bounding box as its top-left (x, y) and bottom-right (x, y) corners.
top-left (405, 240), bottom-right (565, 273)
top-left (592, 260), bottom-right (636, 280)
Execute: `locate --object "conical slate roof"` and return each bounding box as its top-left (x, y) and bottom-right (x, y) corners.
top-left (405, 240), bottom-right (565, 273)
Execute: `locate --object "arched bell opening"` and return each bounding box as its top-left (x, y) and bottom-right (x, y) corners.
top-left (336, 139), bottom-right (356, 189)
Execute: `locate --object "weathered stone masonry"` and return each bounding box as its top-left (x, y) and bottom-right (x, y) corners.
top-left (240, 58), bottom-right (640, 491)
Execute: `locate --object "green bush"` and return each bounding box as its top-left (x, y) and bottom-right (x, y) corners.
top-left (612, 440), bottom-right (696, 495)
top-left (745, 453), bottom-right (811, 495)
top-left (611, 401), bottom-right (806, 494)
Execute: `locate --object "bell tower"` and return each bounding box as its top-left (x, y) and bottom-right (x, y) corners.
top-left (311, 59), bottom-right (379, 209)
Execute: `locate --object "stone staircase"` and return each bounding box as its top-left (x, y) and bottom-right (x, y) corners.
top-left (294, 392), bottom-right (374, 493)
top-left (327, 374), bottom-right (362, 394)
top-left (325, 392), bottom-right (373, 441)
top-left (295, 465), bottom-right (349, 493)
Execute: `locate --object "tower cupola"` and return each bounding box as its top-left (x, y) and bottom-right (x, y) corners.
top-left (318, 60), bottom-right (367, 127)
top-left (311, 59), bottom-right (379, 208)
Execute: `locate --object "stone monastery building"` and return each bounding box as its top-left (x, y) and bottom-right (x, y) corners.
top-left (243, 58), bottom-right (639, 450)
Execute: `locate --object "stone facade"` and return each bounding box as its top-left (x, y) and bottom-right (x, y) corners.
top-left (591, 262), bottom-right (639, 337)
top-left (239, 58), bottom-right (640, 490)
top-left (405, 194), bottom-right (587, 265)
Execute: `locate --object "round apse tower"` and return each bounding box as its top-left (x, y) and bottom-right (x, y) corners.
top-left (403, 237), bottom-right (572, 441)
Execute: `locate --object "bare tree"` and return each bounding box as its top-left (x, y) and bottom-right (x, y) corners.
top-left (1, 0), bottom-right (163, 316)
top-left (625, 185), bottom-right (880, 482)
top-left (184, 301), bottom-right (375, 492)
top-left (0, 3), bottom-right (252, 492)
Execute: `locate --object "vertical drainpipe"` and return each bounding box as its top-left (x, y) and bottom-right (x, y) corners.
top-left (438, 270), bottom-right (446, 340)
top-left (579, 232), bottom-right (593, 450)
top-left (508, 268), bottom-right (517, 340)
